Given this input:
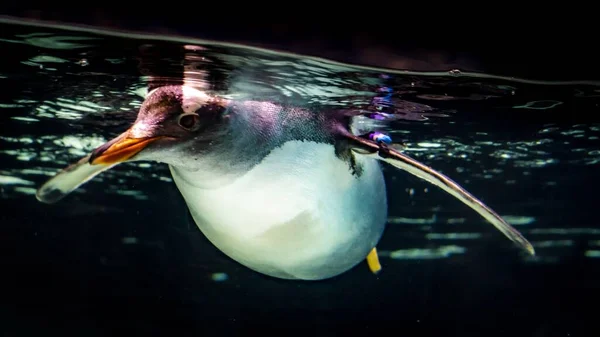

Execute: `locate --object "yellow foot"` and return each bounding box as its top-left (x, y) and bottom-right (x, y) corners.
top-left (366, 247), bottom-right (382, 274)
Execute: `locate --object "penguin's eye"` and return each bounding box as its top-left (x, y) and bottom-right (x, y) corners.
top-left (178, 113), bottom-right (201, 131)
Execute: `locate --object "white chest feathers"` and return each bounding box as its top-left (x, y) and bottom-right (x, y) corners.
top-left (169, 140), bottom-right (388, 280)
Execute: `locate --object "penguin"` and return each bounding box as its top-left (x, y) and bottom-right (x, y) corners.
top-left (36, 84), bottom-right (534, 281)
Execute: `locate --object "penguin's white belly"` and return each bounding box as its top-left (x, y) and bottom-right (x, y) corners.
top-left (170, 140), bottom-right (387, 280)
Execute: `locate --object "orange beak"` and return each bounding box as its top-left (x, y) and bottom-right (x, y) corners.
top-left (89, 132), bottom-right (163, 165)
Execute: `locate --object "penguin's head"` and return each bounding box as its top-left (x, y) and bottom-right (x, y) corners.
top-left (89, 85), bottom-right (231, 169)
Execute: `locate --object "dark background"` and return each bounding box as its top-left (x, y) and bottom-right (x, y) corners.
top-left (1, 4), bottom-right (599, 81)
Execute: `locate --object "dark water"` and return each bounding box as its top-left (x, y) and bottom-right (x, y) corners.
top-left (1, 19), bottom-right (599, 337)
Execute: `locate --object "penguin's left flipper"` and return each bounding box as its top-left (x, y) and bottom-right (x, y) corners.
top-left (345, 133), bottom-right (535, 256)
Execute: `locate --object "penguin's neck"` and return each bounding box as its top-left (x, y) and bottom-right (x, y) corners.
top-left (169, 101), bottom-right (343, 189)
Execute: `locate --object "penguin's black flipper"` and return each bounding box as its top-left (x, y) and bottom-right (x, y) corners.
top-left (345, 132), bottom-right (535, 256)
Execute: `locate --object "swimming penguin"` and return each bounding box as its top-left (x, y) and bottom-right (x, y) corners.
top-left (36, 84), bottom-right (534, 280)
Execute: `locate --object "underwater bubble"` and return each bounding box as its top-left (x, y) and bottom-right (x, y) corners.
top-left (0, 175), bottom-right (34, 185)
top-left (211, 273), bottom-right (229, 282)
top-left (584, 250), bottom-right (600, 258)
top-left (122, 237), bottom-right (139, 244)
top-left (426, 233), bottom-right (482, 240)
top-left (386, 245), bottom-right (467, 260)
